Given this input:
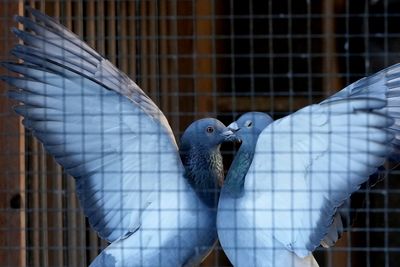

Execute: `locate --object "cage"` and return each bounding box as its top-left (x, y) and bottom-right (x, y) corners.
top-left (0, 0), bottom-right (400, 266)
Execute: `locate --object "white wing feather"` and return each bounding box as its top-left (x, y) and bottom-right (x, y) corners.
top-left (4, 61), bottom-right (183, 242)
top-left (246, 64), bottom-right (400, 258)
top-left (2, 9), bottom-right (188, 243)
top-left (13, 8), bottom-right (174, 143)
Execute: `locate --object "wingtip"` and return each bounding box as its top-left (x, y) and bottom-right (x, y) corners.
top-left (11, 43), bottom-right (25, 52)
top-left (7, 90), bottom-right (20, 100)
top-left (10, 45), bottom-right (34, 66)
top-left (14, 14), bottom-right (31, 27)
top-left (25, 6), bottom-right (38, 18)
top-left (13, 104), bottom-right (23, 114)
top-left (10, 45), bottom-right (27, 58)
top-left (26, 6), bottom-right (54, 24)
top-left (0, 62), bottom-right (7, 70)
top-left (0, 61), bottom-right (18, 71)
top-left (0, 76), bottom-right (23, 88)
top-left (21, 118), bottom-right (33, 129)
top-left (13, 105), bottom-right (28, 117)
top-left (11, 27), bottom-right (21, 37)
top-left (13, 15), bottom-right (20, 23)
top-left (0, 61), bottom-right (18, 70)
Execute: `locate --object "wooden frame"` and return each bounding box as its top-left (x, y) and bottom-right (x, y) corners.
top-left (0, 1), bottom-right (25, 266)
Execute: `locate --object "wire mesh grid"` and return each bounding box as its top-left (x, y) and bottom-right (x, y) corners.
top-left (0, 0), bottom-right (400, 266)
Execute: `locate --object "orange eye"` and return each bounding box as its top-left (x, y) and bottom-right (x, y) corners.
top-left (206, 126), bottom-right (214, 133)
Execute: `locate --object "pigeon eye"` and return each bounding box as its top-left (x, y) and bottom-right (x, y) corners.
top-left (206, 126), bottom-right (214, 133)
top-left (245, 120), bottom-right (253, 128)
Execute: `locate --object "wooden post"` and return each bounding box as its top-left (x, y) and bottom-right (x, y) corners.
top-left (194, 0), bottom-right (215, 117)
top-left (322, 0), bottom-right (342, 95)
top-left (0, 1), bottom-right (25, 267)
top-left (322, 1), bottom-right (349, 267)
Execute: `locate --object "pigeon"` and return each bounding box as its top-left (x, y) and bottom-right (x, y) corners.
top-left (221, 112), bottom-right (273, 199)
top-left (1, 8), bottom-right (236, 267)
top-left (217, 63), bottom-right (400, 267)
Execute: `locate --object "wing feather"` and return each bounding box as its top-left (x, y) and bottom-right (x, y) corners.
top-left (13, 8), bottom-right (174, 143)
top-left (1, 8), bottom-right (187, 243)
top-left (247, 68), bottom-right (399, 256)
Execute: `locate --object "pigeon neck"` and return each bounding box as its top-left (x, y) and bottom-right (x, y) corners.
top-left (223, 142), bottom-right (255, 198)
top-left (180, 145), bottom-right (223, 208)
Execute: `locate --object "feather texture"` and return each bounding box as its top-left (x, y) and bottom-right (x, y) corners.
top-left (2, 7), bottom-right (226, 266)
top-left (218, 63), bottom-right (400, 267)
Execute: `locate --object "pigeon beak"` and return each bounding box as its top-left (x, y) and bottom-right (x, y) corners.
top-left (221, 128), bottom-right (234, 137)
top-left (221, 124), bottom-right (241, 142)
top-left (226, 122), bottom-right (242, 143)
top-left (227, 122), bottom-right (239, 132)
top-left (221, 128), bottom-right (237, 142)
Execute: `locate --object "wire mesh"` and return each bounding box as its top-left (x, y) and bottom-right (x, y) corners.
top-left (0, 0), bottom-right (399, 266)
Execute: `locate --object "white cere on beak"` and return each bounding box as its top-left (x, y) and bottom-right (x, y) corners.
top-left (227, 122), bottom-right (239, 132)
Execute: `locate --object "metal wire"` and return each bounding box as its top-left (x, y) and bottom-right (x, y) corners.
top-left (0, 0), bottom-right (399, 266)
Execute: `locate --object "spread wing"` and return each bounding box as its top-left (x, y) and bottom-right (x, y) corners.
top-left (12, 7), bottom-right (174, 143)
top-left (246, 64), bottom-right (400, 257)
top-left (1, 8), bottom-right (183, 242)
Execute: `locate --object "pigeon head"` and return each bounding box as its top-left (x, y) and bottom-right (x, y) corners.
top-left (179, 118), bottom-right (235, 207)
top-left (228, 112), bottom-right (273, 146)
top-left (180, 118), bottom-right (236, 150)
top-left (223, 112), bottom-right (273, 198)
